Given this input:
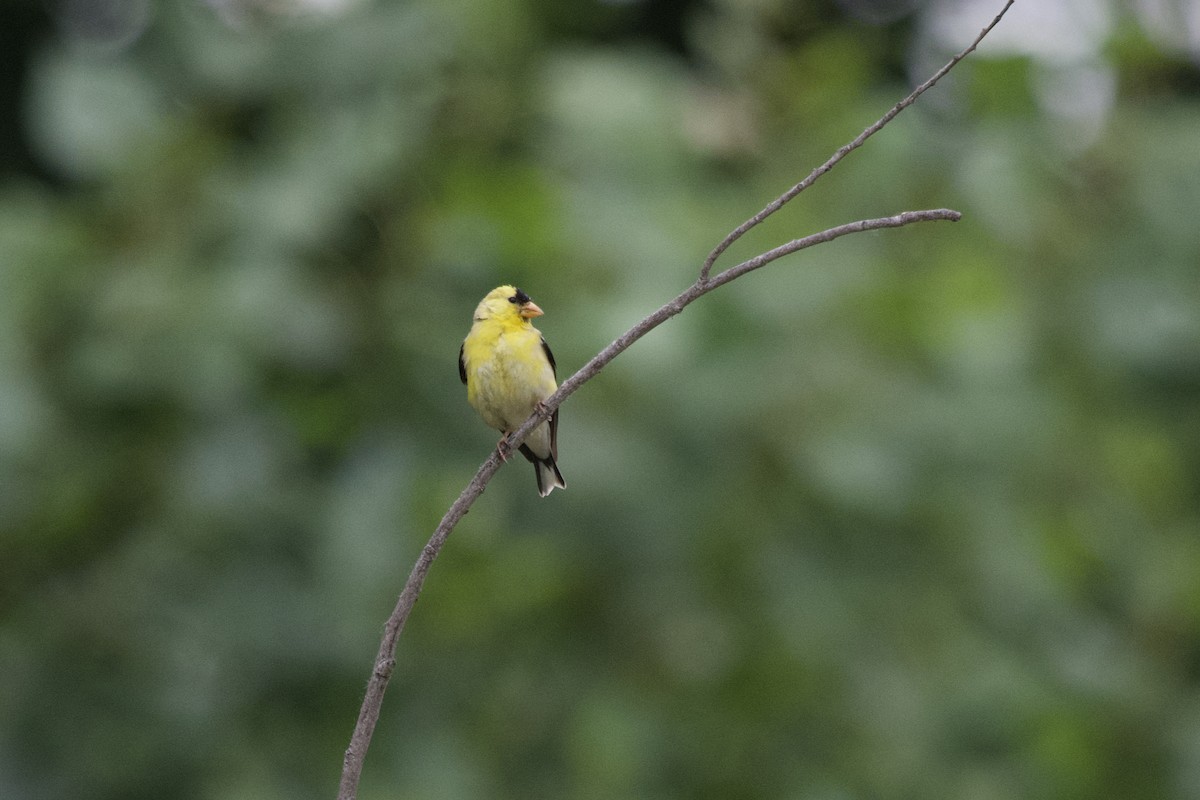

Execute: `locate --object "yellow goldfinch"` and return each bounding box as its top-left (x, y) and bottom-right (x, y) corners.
top-left (459, 285), bottom-right (566, 497)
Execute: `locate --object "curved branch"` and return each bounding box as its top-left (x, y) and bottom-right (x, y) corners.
top-left (336, 208), bottom-right (960, 800)
top-left (338, 2), bottom-right (1016, 795)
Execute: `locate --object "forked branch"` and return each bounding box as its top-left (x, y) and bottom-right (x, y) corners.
top-left (700, 0), bottom-right (1015, 281)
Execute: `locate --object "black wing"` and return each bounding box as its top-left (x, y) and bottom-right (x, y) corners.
top-left (458, 343), bottom-right (467, 384)
top-left (541, 337), bottom-right (557, 377)
top-left (543, 337), bottom-right (559, 459)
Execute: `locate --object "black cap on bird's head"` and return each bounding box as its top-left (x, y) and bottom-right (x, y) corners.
top-left (511, 287), bottom-right (543, 319)
top-left (475, 285), bottom-right (545, 321)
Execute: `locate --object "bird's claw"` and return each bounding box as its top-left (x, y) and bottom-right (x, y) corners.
top-left (496, 434), bottom-right (513, 462)
top-left (534, 400), bottom-right (549, 417)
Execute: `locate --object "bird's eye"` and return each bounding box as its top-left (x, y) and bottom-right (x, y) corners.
top-left (508, 296), bottom-right (518, 304)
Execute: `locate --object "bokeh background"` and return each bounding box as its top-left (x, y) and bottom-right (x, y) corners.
top-left (3, 0), bottom-right (1200, 797)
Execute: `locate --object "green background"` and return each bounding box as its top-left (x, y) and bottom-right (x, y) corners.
top-left (2, 0), bottom-right (1199, 798)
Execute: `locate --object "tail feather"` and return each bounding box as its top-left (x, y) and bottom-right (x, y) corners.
top-left (519, 443), bottom-right (566, 497)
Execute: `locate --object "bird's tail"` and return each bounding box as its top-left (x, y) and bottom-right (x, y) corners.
top-left (520, 444), bottom-right (565, 497)
top-left (535, 458), bottom-right (566, 497)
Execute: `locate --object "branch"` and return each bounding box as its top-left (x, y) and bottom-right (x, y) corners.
top-left (546, 209), bottom-right (962, 417)
top-left (698, 0), bottom-right (1015, 282)
top-left (338, 452), bottom-right (502, 800)
top-left (337, 210), bottom-right (958, 799)
top-left (337, 2), bottom-right (1015, 796)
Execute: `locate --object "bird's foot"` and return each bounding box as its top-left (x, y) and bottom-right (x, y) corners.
top-left (496, 434), bottom-right (513, 462)
top-left (534, 400), bottom-right (550, 418)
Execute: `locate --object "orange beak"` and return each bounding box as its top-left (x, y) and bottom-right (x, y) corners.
top-left (519, 301), bottom-right (544, 319)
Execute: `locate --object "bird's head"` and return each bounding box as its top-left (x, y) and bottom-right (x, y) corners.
top-left (474, 285), bottom-right (544, 323)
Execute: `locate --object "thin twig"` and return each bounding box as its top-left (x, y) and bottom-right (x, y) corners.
top-left (698, 0), bottom-right (1015, 282)
top-left (337, 2), bottom-right (1014, 795)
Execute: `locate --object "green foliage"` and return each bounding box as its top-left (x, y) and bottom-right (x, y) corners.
top-left (2, 1), bottom-right (1199, 799)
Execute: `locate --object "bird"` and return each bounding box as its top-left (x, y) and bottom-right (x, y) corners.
top-left (459, 285), bottom-right (566, 497)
